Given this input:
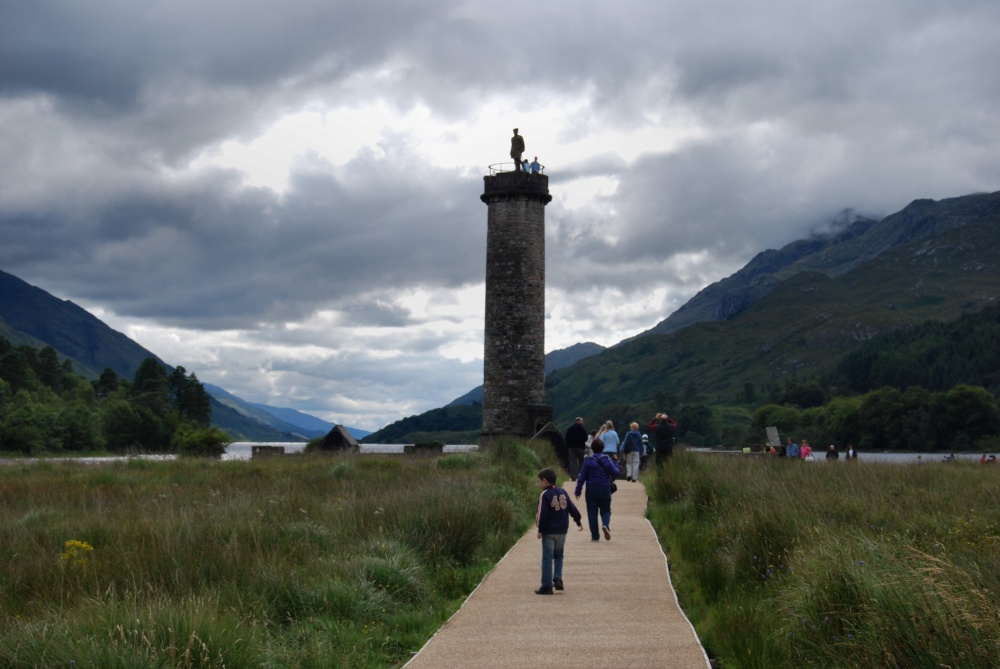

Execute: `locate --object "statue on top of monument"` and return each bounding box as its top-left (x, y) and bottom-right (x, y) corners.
top-left (510, 128), bottom-right (525, 171)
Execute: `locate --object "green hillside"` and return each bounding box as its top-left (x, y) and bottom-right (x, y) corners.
top-left (445, 341), bottom-right (605, 408)
top-left (362, 404), bottom-right (482, 444)
top-left (0, 269), bottom-right (300, 442)
top-left (0, 270), bottom-right (160, 379)
top-left (643, 212), bottom-right (878, 336)
top-left (834, 303), bottom-right (1000, 395)
top-left (644, 191), bottom-right (1000, 336)
top-left (367, 342), bottom-right (605, 443)
top-left (6, 189), bottom-right (997, 448)
top-left (546, 197), bottom-right (1000, 425)
top-left (363, 190), bottom-right (1000, 445)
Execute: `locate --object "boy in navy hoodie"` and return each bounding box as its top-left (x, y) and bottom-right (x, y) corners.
top-left (535, 468), bottom-right (583, 595)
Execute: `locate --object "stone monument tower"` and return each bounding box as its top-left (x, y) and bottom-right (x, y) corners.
top-left (480, 141), bottom-right (552, 439)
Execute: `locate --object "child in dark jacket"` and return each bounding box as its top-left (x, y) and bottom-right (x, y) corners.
top-left (535, 468), bottom-right (583, 595)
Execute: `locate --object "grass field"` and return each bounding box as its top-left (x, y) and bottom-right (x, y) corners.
top-left (6, 442), bottom-right (997, 668)
top-left (0, 439), bottom-right (552, 669)
top-left (648, 451), bottom-right (1000, 669)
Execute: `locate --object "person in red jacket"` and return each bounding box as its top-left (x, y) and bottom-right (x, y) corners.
top-left (648, 412), bottom-right (678, 466)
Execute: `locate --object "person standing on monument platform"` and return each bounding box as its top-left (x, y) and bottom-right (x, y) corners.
top-left (565, 417), bottom-right (588, 480)
top-left (510, 128), bottom-right (525, 171)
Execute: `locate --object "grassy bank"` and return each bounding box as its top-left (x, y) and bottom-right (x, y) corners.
top-left (0, 439), bottom-right (552, 668)
top-left (648, 451), bottom-right (1000, 668)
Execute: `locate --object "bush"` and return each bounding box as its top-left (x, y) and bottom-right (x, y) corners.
top-left (437, 453), bottom-right (480, 470)
top-left (173, 425), bottom-right (230, 458)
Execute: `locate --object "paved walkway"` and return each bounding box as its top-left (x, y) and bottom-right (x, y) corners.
top-left (403, 479), bottom-right (711, 668)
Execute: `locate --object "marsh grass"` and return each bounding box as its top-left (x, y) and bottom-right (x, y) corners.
top-left (0, 438), bottom-right (549, 668)
top-left (649, 451), bottom-right (1000, 668)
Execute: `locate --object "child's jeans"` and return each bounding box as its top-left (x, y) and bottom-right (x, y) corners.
top-left (540, 533), bottom-right (567, 587)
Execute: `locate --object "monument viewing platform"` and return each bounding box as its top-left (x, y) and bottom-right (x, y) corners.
top-left (481, 163), bottom-right (552, 204)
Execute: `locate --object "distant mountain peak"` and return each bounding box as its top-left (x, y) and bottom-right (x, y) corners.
top-left (0, 269), bottom-right (368, 441)
top-left (446, 342), bottom-right (606, 407)
top-left (639, 190), bottom-right (1000, 338)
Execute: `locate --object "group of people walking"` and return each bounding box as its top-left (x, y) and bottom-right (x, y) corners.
top-left (779, 438), bottom-right (857, 460)
top-left (537, 413), bottom-right (678, 594)
top-left (564, 413), bottom-right (678, 482)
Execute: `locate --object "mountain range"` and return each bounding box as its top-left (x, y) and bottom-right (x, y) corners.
top-left (549, 190), bottom-right (1000, 422)
top-left (4, 189), bottom-right (998, 445)
top-left (366, 189), bottom-right (1000, 442)
top-left (445, 342), bottom-right (606, 407)
top-left (0, 269), bottom-right (368, 441)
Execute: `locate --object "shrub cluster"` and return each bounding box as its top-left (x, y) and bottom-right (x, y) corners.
top-left (752, 383), bottom-right (1000, 451)
top-left (0, 336), bottom-right (212, 455)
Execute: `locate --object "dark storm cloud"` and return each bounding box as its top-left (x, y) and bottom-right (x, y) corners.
top-left (3, 0), bottom-right (1000, 429)
top-left (0, 0), bottom-right (465, 168)
top-left (1, 140), bottom-right (485, 329)
top-left (0, 1), bottom-right (430, 103)
top-left (538, 0), bottom-right (1000, 296)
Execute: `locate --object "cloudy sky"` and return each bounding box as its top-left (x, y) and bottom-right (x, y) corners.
top-left (2, 1), bottom-right (999, 431)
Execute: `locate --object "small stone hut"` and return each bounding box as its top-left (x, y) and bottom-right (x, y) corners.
top-left (318, 425), bottom-right (360, 451)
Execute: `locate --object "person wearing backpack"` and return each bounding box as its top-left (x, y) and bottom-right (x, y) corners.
top-left (621, 422), bottom-right (644, 482)
top-left (574, 438), bottom-right (620, 542)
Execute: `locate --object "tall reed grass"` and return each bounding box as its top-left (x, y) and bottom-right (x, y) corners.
top-left (0, 438), bottom-right (552, 668)
top-left (648, 451), bottom-right (1000, 668)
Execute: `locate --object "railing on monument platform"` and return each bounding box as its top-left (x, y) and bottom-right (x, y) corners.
top-left (482, 163), bottom-right (552, 202)
top-left (487, 162), bottom-right (547, 175)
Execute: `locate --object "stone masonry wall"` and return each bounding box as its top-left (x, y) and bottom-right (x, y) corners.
top-left (481, 173), bottom-right (550, 437)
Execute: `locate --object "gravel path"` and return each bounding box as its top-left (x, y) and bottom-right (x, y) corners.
top-left (403, 479), bottom-right (712, 668)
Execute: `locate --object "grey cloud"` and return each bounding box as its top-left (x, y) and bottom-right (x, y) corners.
top-left (3, 143), bottom-right (486, 329)
top-left (195, 342), bottom-right (482, 430)
top-left (337, 298), bottom-right (413, 328)
top-left (0, 1), bottom-right (429, 101)
top-left (4, 0), bottom-right (1000, 429)
top-left (0, 1), bottom-right (460, 165)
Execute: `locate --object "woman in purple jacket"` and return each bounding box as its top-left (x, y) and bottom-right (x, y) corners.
top-left (574, 438), bottom-right (620, 542)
